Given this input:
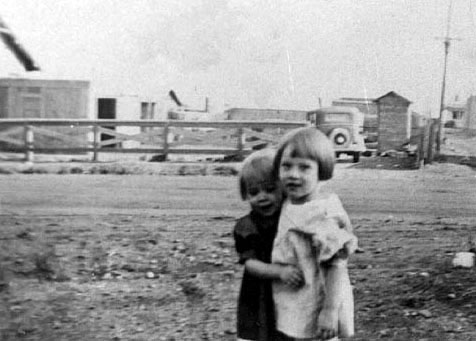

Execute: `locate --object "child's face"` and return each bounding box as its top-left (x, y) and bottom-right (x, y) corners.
top-left (279, 145), bottom-right (320, 204)
top-left (246, 180), bottom-right (282, 217)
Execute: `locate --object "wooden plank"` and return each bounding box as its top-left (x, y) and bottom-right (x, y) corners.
top-left (28, 147), bottom-right (250, 155)
top-left (97, 128), bottom-right (164, 147)
top-left (0, 126), bottom-right (25, 146)
top-left (169, 127), bottom-right (237, 147)
top-left (243, 128), bottom-right (279, 142)
top-left (247, 139), bottom-right (271, 148)
top-left (31, 126), bottom-right (89, 146)
top-left (0, 126), bottom-right (24, 136)
top-left (0, 118), bottom-right (309, 129)
top-left (0, 135), bottom-right (24, 146)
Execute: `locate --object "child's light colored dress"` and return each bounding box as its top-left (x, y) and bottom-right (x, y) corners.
top-left (272, 193), bottom-right (357, 340)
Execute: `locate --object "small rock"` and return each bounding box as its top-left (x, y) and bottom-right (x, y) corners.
top-left (419, 272), bottom-right (430, 277)
top-left (102, 273), bottom-right (113, 280)
top-left (355, 247), bottom-right (365, 253)
top-left (452, 252), bottom-right (475, 268)
top-left (16, 231), bottom-right (34, 240)
top-left (419, 309), bottom-right (432, 318)
top-left (146, 271), bottom-right (155, 279)
top-left (447, 293), bottom-right (456, 299)
top-left (442, 321), bottom-right (463, 333)
top-left (121, 264), bottom-right (135, 272)
top-left (373, 248), bottom-right (383, 254)
top-left (222, 270), bottom-right (234, 278)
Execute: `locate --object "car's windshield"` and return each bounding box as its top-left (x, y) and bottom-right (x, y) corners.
top-left (324, 113), bottom-right (351, 123)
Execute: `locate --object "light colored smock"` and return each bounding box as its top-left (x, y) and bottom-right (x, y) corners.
top-left (272, 193), bottom-right (356, 339)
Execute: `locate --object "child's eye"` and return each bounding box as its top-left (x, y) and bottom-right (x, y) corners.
top-left (247, 188), bottom-right (259, 196)
top-left (264, 185), bottom-right (277, 193)
top-left (299, 164), bottom-right (310, 171)
top-left (280, 162), bottom-right (291, 170)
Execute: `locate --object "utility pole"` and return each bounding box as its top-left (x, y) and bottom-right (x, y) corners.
top-left (436, 0), bottom-right (460, 154)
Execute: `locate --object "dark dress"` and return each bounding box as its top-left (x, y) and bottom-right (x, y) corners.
top-left (233, 209), bottom-right (281, 341)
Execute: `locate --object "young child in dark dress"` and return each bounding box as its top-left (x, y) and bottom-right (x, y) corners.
top-left (233, 148), bottom-right (304, 341)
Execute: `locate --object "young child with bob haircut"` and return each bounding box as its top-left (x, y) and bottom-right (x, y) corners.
top-left (234, 148), bottom-right (304, 341)
top-left (271, 127), bottom-right (357, 340)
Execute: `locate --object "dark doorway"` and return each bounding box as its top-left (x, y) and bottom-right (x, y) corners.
top-left (97, 98), bottom-right (116, 147)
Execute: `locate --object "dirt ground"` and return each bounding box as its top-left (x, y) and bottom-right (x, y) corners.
top-left (1, 160), bottom-right (476, 341)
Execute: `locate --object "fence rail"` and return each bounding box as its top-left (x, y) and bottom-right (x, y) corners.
top-left (0, 119), bottom-right (309, 162)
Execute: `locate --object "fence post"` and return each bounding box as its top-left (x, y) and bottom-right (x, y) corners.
top-left (418, 126), bottom-right (425, 168)
top-left (92, 124), bottom-right (99, 162)
top-left (236, 127), bottom-right (245, 159)
top-left (427, 120), bottom-right (436, 164)
top-left (24, 125), bottom-right (34, 162)
top-left (162, 122), bottom-right (169, 161)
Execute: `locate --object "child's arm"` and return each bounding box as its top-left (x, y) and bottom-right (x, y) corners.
top-left (244, 259), bottom-right (304, 288)
top-left (317, 262), bottom-right (348, 340)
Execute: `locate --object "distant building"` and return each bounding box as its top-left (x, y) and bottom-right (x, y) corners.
top-left (226, 108), bottom-right (308, 121)
top-left (444, 97), bottom-right (467, 128)
top-left (94, 94), bottom-right (159, 148)
top-left (0, 77), bottom-right (90, 150)
top-left (464, 96), bottom-right (476, 131)
top-left (0, 77), bottom-right (89, 119)
top-left (374, 91), bottom-right (412, 153)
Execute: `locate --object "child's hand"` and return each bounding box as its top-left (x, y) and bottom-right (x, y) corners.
top-left (317, 307), bottom-right (338, 340)
top-left (279, 265), bottom-right (304, 288)
top-left (343, 235), bottom-right (358, 256)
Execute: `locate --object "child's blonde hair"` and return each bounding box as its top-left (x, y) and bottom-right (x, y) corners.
top-left (273, 127), bottom-right (335, 181)
top-left (239, 148), bottom-right (277, 200)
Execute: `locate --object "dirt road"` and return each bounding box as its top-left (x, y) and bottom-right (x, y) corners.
top-left (1, 163), bottom-right (475, 340)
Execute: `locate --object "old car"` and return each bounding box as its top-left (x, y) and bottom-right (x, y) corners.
top-left (307, 106), bottom-right (366, 162)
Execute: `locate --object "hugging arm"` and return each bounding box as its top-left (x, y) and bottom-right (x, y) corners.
top-left (245, 259), bottom-right (304, 288)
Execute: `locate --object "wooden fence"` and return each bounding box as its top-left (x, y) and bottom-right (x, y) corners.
top-left (0, 119), bottom-right (309, 162)
top-left (412, 118), bottom-right (439, 167)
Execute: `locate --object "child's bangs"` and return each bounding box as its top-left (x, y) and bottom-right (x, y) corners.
top-left (287, 137), bottom-right (316, 160)
top-left (242, 158), bottom-right (274, 184)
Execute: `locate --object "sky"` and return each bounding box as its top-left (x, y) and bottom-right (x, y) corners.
top-left (1, 0), bottom-right (476, 116)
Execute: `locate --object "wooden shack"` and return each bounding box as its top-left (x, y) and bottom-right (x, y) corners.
top-left (0, 78), bottom-right (89, 119)
top-left (465, 95), bottom-right (476, 132)
top-left (0, 78), bottom-right (90, 150)
top-left (375, 92), bottom-right (412, 153)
